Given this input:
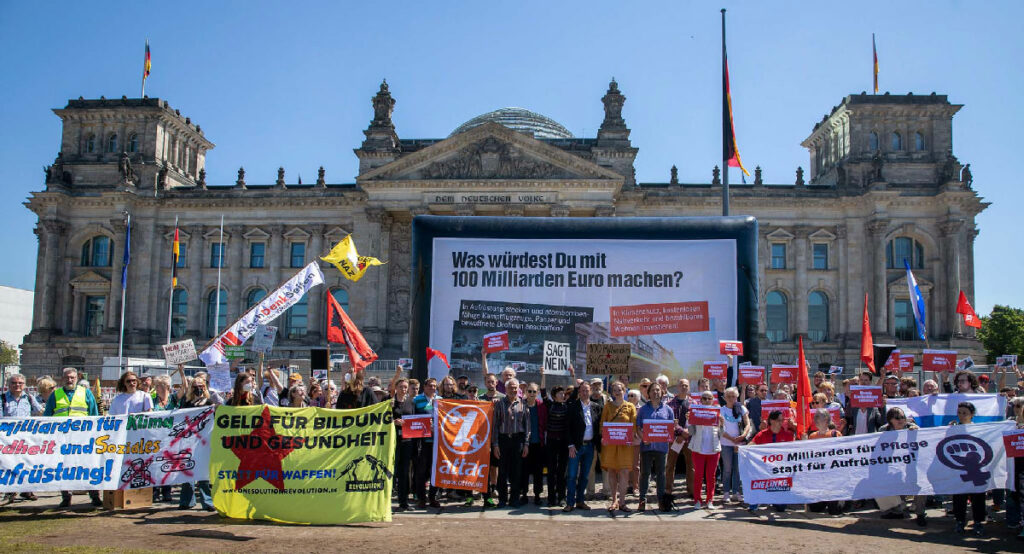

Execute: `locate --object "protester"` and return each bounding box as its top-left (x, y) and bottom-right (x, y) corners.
top-left (687, 390), bottom-right (723, 510)
top-left (748, 410), bottom-right (795, 513)
top-left (882, 373), bottom-right (901, 399)
top-left (413, 377), bottom-right (440, 508)
top-left (408, 378), bottom-right (420, 399)
top-left (35, 376), bottom-right (56, 406)
top-left (391, 378), bottom-right (416, 511)
top-left (922, 379), bottom-right (940, 395)
top-left (746, 382), bottom-right (767, 434)
top-left (565, 381), bottom-right (601, 513)
top-left (308, 381), bottom-right (324, 407)
top-left (494, 377), bottom-right (530, 509)
top-left (1, 373), bottom-right (42, 503)
top-left (636, 382), bottom-right (674, 512)
top-left (287, 385), bottom-right (308, 407)
top-left (945, 370), bottom-right (984, 394)
top-left (139, 374), bottom-right (153, 395)
top-left (719, 386), bottom-right (751, 504)
top-left (545, 385), bottom-right (570, 507)
top-left (1006, 397), bottom-right (1024, 533)
top-left (43, 367), bottom-right (102, 508)
top-left (590, 378), bottom-right (609, 405)
top-left (638, 378), bottom-right (652, 402)
top-left (108, 371), bottom-right (154, 415)
top-left (844, 389), bottom-right (884, 436)
top-left (337, 371), bottom-right (377, 409)
top-left (226, 372), bottom-right (263, 406)
top-left (475, 372), bottom-right (501, 507)
top-left (950, 401), bottom-right (986, 536)
top-left (152, 375), bottom-right (178, 411)
top-left (626, 388), bottom-right (643, 493)
top-left (803, 407), bottom-right (843, 515)
top-left (601, 380), bottom-right (636, 514)
top-left (666, 378), bottom-right (692, 505)
top-left (520, 382), bottom-right (548, 505)
top-left (174, 366), bottom-right (218, 511)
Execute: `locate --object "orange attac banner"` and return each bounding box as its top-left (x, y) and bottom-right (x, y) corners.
top-left (431, 399), bottom-right (493, 492)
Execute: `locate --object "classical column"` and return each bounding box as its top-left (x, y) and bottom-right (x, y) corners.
top-left (866, 220), bottom-right (889, 333)
top-left (71, 291), bottom-right (83, 335)
top-left (267, 224), bottom-right (284, 288)
top-left (32, 220), bottom-right (66, 330)
top-left (227, 225), bottom-right (245, 323)
top-left (793, 227), bottom-right (809, 337)
top-left (366, 209), bottom-right (393, 344)
top-left (306, 224), bottom-right (326, 340)
top-left (135, 217), bottom-right (159, 337)
top-left (835, 225), bottom-right (848, 339)
top-left (107, 217), bottom-right (128, 330)
top-left (186, 224), bottom-right (205, 335)
top-left (938, 220), bottom-right (962, 337)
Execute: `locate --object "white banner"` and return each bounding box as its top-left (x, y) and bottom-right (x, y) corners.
top-left (886, 394), bottom-right (1006, 427)
top-left (739, 421), bottom-right (1016, 505)
top-left (543, 341), bottom-right (571, 375)
top-left (162, 339), bottom-right (197, 365)
top-left (200, 262), bottom-right (324, 366)
top-left (119, 407), bottom-right (214, 489)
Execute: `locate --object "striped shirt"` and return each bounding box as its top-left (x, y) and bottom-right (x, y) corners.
top-left (494, 395), bottom-right (531, 441)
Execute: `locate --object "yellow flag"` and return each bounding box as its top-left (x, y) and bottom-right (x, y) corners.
top-left (320, 234), bottom-right (384, 282)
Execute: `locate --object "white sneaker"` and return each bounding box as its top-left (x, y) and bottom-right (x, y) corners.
top-left (694, 501), bottom-right (703, 510)
top-left (722, 493), bottom-right (731, 504)
top-left (706, 501), bottom-right (716, 510)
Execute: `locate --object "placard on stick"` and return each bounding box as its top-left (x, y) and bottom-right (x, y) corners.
top-left (543, 341), bottom-right (571, 375)
top-left (162, 339), bottom-right (196, 365)
top-left (587, 343), bottom-right (631, 375)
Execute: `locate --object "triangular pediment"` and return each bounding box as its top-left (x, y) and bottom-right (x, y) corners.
top-left (766, 228), bottom-right (795, 241)
top-left (888, 273), bottom-right (933, 293)
top-left (70, 270), bottom-right (110, 293)
top-left (358, 122), bottom-right (623, 183)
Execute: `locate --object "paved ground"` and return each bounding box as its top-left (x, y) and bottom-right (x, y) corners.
top-left (1, 492), bottom-right (1022, 553)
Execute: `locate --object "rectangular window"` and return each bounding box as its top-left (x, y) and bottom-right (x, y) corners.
top-left (176, 242), bottom-right (188, 268)
top-left (84, 296), bottom-right (106, 337)
top-left (290, 242), bottom-right (305, 268)
top-left (812, 243), bottom-right (828, 270)
top-left (250, 243), bottom-right (265, 268)
top-left (894, 299), bottom-right (915, 341)
top-left (210, 242), bottom-right (224, 268)
top-left (771, 243), bottom-right (786, 269)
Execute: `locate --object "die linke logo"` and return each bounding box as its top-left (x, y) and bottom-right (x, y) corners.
top-left (750, 477), bottom-right (793, 492)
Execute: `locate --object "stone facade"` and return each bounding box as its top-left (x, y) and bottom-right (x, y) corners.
top-left (20, 83), bottom-right (987, 376)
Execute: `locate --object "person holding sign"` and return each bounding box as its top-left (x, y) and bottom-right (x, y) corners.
top-left (719, 387), bottom-right (751, 504)
top-left (109, 370), bottom-right (154, 415)
top-left (950, 402), bottom-right (987, 536)
top-left (44, 367), bottom-right (102, 508)
top-left (747, 410), bottom-right (796, 513)
top-left (635, 382), bottom-right (675, 512)
top-left (600, 381), bottom-right (637, 515)
top-left (391, 378), bottom-right (416, 512)
top-left (687, 390), bottom-right (725, 510)
top-left (1006, 398), bottom-right (1024, 534)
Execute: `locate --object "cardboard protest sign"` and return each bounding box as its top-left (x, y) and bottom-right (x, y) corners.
top-left (849, 385), bottom-right (883, 408)
top-left (397, 358), bottom-right (413, 372)
top-left (587, 343), bottom-right (631, 375)
top-left (688, 406), bottom-right (720, 426)
top-left (402, 414), bottom-right (432, 439)
top-left (601, 422), bottom-right (634, 445)
top-left (251, 325), bottom-right (277, 355)
top-left (703, 361), bottom-right (728, 380)
top-left (162, 339), bottom-right (197, 365)
top-left (923, 350), bottom-right (956, 372)
top-left (208, 363), bottom-right (231, 392)
top-left (828, 365), bottom-right (844, 375)
top-left (543, 341), bottom-right (571, 375)
top-left (772, 364), bottom-right (797, 384)
top-left (482, 331), bottom-right (509, 354)
top-left (642, 420), bottom-right (673, 443)
top-left (1004, 429), bottom-right (1024, 457)
top-left (761, 399), bottom-right (794, 420)
top-left (898, 354), bottom-right (914, 373)
top-left (224, 345), bottom-right (246, 360)
top-left (719, 340), bottom-right (743, 355)
top-left (884, 349), bottom-right (901, 373)
top-left (738, 365), bottom-right (765, 385)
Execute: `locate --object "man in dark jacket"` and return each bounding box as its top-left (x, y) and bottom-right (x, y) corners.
top-left (564, 381), bottom-right (602, 512)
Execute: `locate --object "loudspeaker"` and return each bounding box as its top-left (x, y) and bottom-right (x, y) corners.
top-left (872, 344), bottom-right (897, 371)
top-left (310, 348), bottom-right (328, 371)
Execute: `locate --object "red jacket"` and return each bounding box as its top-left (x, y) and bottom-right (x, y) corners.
top-left (752, 427), bottom-right (795, 444)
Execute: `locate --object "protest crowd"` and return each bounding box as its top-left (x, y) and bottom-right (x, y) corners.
top-left (3, 355), bottom-right (1022, 542)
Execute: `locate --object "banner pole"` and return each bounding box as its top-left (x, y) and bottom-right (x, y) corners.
top-left (118, 212), bottom-right (130, 373)
top-left (214, 215), bottom-right (224, 335)
top-left (325, 342), bottom-right (331, 408)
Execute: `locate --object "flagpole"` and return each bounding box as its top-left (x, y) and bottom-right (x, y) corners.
top-left (118, 213), bottom-right (130, 372)
top-left (214, 215), bottom-right (224, 334)
top-left (721, 8), bottom-right (730, 217)
top-left (166, 215), bottom-right (178, 345)
top-left (141, 39), bottom-right (148, 98)
top-left (954, 249), bottom-right (963, 336)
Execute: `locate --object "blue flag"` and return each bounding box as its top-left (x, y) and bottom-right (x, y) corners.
top-left (121, 218), bottom-right (131, 289)
top-left (904, 259), bottom-right (926, 340)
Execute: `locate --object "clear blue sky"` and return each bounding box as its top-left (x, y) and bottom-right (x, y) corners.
top-left (1, 0), bottom-right (1020, 315)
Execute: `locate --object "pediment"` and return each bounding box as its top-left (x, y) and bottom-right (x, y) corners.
top-left (766, 228), bottom-right (794, 241)
top-left (809, 229), bottom-right (836, 241)
top-left (888, 274), bottom-right (933, 293)
top-left (358, 122), bottom-right (623, 183)
top-left (244, 227), bottom-right (269, 240)
top-left (70, 270), bottom-right (110, 292)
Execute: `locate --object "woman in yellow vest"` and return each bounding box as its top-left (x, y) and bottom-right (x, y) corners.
top-left (43, 367), bottom-right (102, 508)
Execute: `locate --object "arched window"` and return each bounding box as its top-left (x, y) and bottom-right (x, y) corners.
top-left (891, 132), bottom-right (902, 151)
top-left (85, 134), bottom-right (96, 153)
top-left (128, 134), bottom-right (139, 153)
top-left (206, 288), bottom-right (227, 336)
top-left (330, 288), bottom-right (349, 313)
top-left (171, 288), bottom-right (188, 338)
top-left (808, 292), bottom-right (829, 342)
top-left (765, 291), bottom-right (788, 343)
top-left (80, 236), bottom-right (112, 267)
top-left (886, 237), bottom-right (925, 269)
top-left (894, 299), bottom-right (916, 341)
top-left (246, 288), bottom-right (267, 309)
top-left (107, 134), bottom-right (118, 153)
top-left (285, 297), bottom-right (308, 339)
top-left (869, 132), bottom-right (879, 152)
top-left (914, 132), bottom-right (925, 151)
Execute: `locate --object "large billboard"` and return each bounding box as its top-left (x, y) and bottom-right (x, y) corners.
top-left (410, 216), bottom-right (758, 384)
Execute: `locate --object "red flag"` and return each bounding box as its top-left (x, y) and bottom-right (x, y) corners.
top-left (956, 291), bottom-right (982, 329)
top-left (426, 347), bottom-right (450, 368)
top-left (795, 336), bottom-right (813, 438)
top-left (326, 292), bottom-right (377, 372)
top-left (860, 293), bottom-right (875, 373)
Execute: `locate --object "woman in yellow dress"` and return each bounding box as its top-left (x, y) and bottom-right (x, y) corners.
top-left (600, 380), bottom-right (637, 514)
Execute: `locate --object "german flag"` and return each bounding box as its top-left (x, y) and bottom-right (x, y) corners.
top-left (722, 25), bottom-right (749, 177)
top-left (872, 34), bottom-right (878, 93)
top-left (143, 40), bottom-right (151, 81)
top-left (171, 226), bottom-right (179, 287)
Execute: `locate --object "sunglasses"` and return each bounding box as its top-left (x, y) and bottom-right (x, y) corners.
top-left (126, 379), bottom-right (138, 384)
top-left (892, 415), bottom-right (906, 420)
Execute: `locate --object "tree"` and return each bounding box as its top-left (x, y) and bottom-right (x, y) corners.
top-left (976, 305), bottom-right (1024, 363)
top-left (0, 340), bottom-right (18, 365)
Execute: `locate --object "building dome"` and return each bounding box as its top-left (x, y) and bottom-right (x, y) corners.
top-left (450, 107), bottom-right (574, 139)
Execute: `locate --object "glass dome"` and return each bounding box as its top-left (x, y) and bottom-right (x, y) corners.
top-left (450, 107), bottom-right (573, 139)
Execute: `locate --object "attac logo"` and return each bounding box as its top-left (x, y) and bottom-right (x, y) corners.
top-left (750, 477), bottom-right (793, 492)
top-left (432, 399), bottom-right (494, 492)
top-left (440, 404), bottom-right (491, 456)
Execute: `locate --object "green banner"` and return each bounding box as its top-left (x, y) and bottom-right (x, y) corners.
top-left (223, 345), bottom-right (246, 359)
top-left (210, 402), bottom-right (395, 524)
